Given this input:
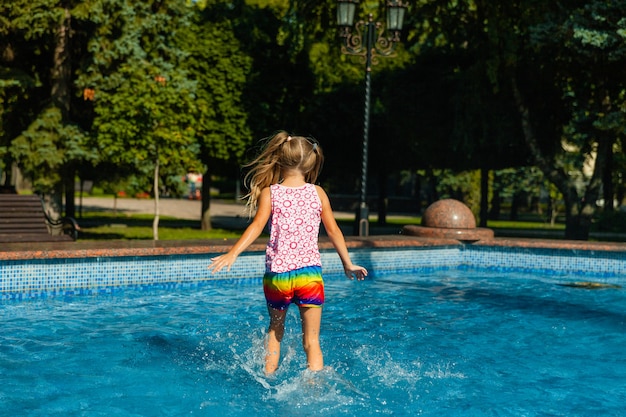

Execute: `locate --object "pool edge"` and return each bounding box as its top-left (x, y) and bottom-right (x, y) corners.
top-left (2, 236), bottom-right (626, 300)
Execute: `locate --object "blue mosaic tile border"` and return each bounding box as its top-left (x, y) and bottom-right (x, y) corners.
top-left (1, 245), bottom-right (625, 301)
top-left (461, 246), bottom-right (626, 282)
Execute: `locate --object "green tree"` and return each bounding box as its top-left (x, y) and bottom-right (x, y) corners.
top-left (515, 0), bottom-right (626, 239)
top-left (2, 0), bottom-right (95, 216)
top-left (76, 0), bottom-right (199, 239)
top-left (405, 0), bottom-right (626, 239)
top-left (182, 2), bottom-right (253, 230)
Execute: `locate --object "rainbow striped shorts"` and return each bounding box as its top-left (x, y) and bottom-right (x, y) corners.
top-left (263, 265), bottom-right (324, 310)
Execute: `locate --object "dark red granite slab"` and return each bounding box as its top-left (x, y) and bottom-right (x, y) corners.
top-left (2, 234), bottom-right (626, 262)
top-left (0, 236), bottom-right (462, 261)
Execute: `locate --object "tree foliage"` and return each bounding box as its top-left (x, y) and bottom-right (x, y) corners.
top-left (403, 0), bottom-right (626, 239)
top-left (11, 106), bottom-right (91, 191)
top-left (518, 0), bottom-right (626, 238)
top-left (1, 0), bottom-right (96, 213)
top-left (3, 0), bottom-right (626, 241)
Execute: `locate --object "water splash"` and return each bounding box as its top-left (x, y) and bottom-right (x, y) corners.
top-left (229, 329), bottom-right (274, 389)
top-left (206, 327), bottom-right (371, 413)
top-left (423, 362), bottom-right (466, 380)
top-left (356, 345), bottom-right (422, 386)
top-left (266, 367), bottom-right (368, 412)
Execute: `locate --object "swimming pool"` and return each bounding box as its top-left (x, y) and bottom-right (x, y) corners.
top-left (2, 268), bottom-right (624, 416)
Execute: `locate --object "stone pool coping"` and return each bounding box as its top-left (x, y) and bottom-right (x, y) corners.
top-left (2, 235), bottom-right (626, 261)
top-left (0, 236), bottom-right (453, 260)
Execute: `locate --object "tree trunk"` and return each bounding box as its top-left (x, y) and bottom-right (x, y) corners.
top-left (201, 167), bottom-right (212, 231)
top-left (602, 135), bottom-right (614, 212)
top-left (489, 179), bottom-right (501, 221)
top-left (51, 7), bottom-right (73, 214)
top-left (479, 167), bottom-right (489, 227)
top-left (377, 170), bottom-right (388, 226)
top-left (64, 167), bottom-right (76, 218)
top-left (569, 129), bottom-right (612, 239)
top-left (51, 7), bottom-right (71, 118)
top-left (425, 168), bottom-right (438, 206)
top-left (617, 178), bottom-right (625, 208)
top-left (413, 173), bottom-right (422, 214)
top-left (509, 191), bottom-right (522, 221)
top-left (512, 77), bottom-right (589, 239)
top-left (563, 197), bottom-right (592, 240)
top-left (152, 159), bottom-right (160, 241)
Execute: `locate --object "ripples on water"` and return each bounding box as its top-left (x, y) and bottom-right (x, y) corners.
top-left (1, 271), bottom-right (625, 416)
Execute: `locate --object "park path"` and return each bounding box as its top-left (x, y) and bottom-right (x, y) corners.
top-left (76, 196), bottom-right (403, 234)
top-left (77, 196), bottom-right (247, 220)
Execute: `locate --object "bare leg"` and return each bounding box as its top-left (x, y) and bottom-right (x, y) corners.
top-left (299, 306), bottom-right (323, 371)
top-left (265, 307), bottom-right (287, 374)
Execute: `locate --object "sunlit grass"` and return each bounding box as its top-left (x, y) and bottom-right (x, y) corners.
top-left (487, 220), bottom-right (565, 230)
top-left (77, 207), bottom-right (573, 241)
top-left (79, 225), bottom-right (241, 240)
top-left (77, 212), bottom-right (242, 241)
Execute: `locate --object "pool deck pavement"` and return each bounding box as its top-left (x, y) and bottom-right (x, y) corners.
top-left (1, 197), bottom-right (626, 261)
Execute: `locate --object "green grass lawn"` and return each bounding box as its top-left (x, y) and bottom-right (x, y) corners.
top-left (77, 212), bottom-right (242, 240)
top-left (78, 212), bottom-right (569, 241)
top-left (76, 209), bottom-right (583, 241)
top-left (341, 215), bottom-right (567, 231)
top-left (487, 219), bottom-right (565, 230)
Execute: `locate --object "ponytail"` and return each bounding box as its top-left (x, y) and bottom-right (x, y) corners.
top-left (242, 131), bottom-right (324, 215)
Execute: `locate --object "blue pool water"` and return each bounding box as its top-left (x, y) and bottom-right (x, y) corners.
top-left (1, 270), bottom-right (624, 416)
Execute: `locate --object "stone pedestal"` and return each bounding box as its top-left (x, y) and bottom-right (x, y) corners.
top-left (402, 199), bottom-right (493, 242)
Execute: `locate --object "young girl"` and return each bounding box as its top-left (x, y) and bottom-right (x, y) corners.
top-left (207, 130), bottom-right (367, 374)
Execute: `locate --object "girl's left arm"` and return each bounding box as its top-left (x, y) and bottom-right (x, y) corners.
top-left (316, 186), bottom-right (368, 280)
top-left (208, 187), bottom-right (272, 273)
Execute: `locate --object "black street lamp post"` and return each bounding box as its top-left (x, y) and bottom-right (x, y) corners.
top-left (336, 0), bottom-right (408, 236)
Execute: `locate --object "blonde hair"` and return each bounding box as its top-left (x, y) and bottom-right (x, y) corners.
top-left (243, 130), bottom-right (324, 214)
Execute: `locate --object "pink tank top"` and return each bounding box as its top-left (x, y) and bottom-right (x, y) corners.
top-left (266, 183), bottom-right (322, 273)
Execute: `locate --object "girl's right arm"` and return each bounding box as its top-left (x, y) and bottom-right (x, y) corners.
top-left (208, 187), bottom-right (271, 273)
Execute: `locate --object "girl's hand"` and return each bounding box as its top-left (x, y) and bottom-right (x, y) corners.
top-left (344, 264), bottom-right (368, 281)
top-left (208, 253), bottom-right (237, 273)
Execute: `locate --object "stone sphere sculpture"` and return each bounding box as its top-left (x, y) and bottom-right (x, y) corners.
top-left (402, 199), bottom-right (493, 242)
top-left (422, 199), bottom-right (477, 229)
